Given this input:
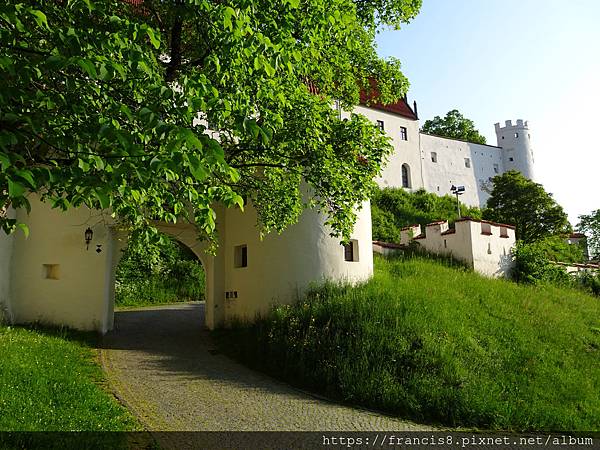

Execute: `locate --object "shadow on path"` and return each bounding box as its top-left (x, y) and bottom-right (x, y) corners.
top-left (100, 303), bottom-right (430, 432)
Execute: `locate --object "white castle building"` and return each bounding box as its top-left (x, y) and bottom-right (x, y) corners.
top-left (348, 95), bottom-right (535, 207)
top-left (0, 93), bottom-right (530, 332)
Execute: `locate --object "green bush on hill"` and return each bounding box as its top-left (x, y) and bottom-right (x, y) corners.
top-left (512, 237), bottom-right (599, 296)
top-left (218, 254), bottom-right (600, 431)
top-left (371, 188), bottom-right (481, 243)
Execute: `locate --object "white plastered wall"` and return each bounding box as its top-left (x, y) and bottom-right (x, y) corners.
top-left (467, 221), bottom-right (516, 277)
top-left (409, 219), bottom-right (515, 278)
top-left (420, 133), bottom-right (504, 208)
top-left (10, 197), bottom-right (115, 332)
top-left (346, 105), bottom-right (423, 191)
top-left (0, 208), bottom-right (16, 323)
top-left (220, 201), bottom-right (373, 324)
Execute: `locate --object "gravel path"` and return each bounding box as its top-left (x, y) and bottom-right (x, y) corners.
top-left (100, 303), bottom-right (431, 432)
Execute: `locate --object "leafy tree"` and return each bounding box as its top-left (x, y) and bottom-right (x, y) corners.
top-left (421, 109), bottom-right (486, 144)
top-left (483, 171), bottom-right (570, 243)
top-left (0, 0), bottom-right (421, 243)
top-left (577, 209), bottom-right (600, 259)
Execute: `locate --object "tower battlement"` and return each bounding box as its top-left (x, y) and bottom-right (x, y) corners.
top-left (494, 119), bottom-right (529, 131)
top-left (495, 118), bottom-right (534, 180)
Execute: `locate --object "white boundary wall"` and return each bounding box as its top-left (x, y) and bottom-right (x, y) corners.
top-left (374, 218), bottom-right (516, 278)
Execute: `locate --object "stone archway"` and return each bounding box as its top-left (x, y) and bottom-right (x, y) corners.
top-left (106, 222), bottom-right (224, 332)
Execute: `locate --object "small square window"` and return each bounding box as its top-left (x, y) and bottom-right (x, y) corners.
top-left (464, 158), bottom-right (471, 168)
top-left (514, 132), bottom-right (519, 138)
top-left (234, 245), bottom-right (247, 268)
top-left (400, 127), bottom-right (407, 141)
top-left (343, 240), bottom-right (359, 262)
top-left (431, 152), bottom-right (437, 163)
top-left (43, 264), bottom-right (60, 280)
top-left (376, 120), bottom-right (384, 131)
top-left (509, 157), bottom-right (514, 162)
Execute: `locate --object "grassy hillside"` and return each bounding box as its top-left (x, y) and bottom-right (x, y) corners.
top-left (218, 254), bottom-right (600, 431)
top-left (0, 325), bottom-right (138, 433)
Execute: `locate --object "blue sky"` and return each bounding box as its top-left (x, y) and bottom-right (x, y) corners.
top-left (376, 0), bottom-right (600, 224)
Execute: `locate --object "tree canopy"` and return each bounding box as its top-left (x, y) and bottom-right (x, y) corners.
top-left (577, 209), bottom-right (600, 260)
top-left (421, 109), bottom-right (487, 145)
top-left (483, 171), bottom-right (570, 243)
top-left (0, 0), bottom-right (421, 243)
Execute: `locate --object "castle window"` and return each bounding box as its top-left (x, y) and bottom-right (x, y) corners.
top-left (401, 164), bottom-right (411, 188)
top-left (514, 132), bottom-right (519, 138)
top-left (234, 245), bottom-right (248, 268)
top-left (343, 240), bottom-right (359, 262)
top-left (464, 158), bottom-right (471, 168)
top-left (493, 164), bottom-right (499, 174)
top-left (509, 157), bottom-right (514, 162)
top-left (400, 127), bottom-right (407, 141)
top-left (376, 120), bottom-right (384, 131)
top-left (431, 152), bottom-right (437, 163)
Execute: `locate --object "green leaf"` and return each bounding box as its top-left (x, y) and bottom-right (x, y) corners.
top-left (17, 223), bottom-right (29, 238)
top-left (187, 154), bottom-right (208, 181)
top-left (30, 9), bottom-right (49, 29)
top-left (146, 27), bottom-right (161, 49)
top-left (0, 153), bottom-right (10, 170)
top-left (77, 59), bottom-right (97, 78)
top-left (8, 179), bottom-right (26, 198)
top-left (95, 189), bottom-right (110, 209)
top-left (223, 7), bottom-right (235, 31)
top-left (16, 169), bottom-right (35, 188)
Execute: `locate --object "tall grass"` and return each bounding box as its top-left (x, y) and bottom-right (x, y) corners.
top-left (218, 254), bottom-right (600, 431)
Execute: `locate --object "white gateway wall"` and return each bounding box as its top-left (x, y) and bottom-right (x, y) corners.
top-left (0, 208), bottom-right (16, 323)
top-left (10, 198), bottom-right (117, 332)
top-left (420, 133), bottom-right (504, 208)
top-left (220, 201), bottom-right (373, 323)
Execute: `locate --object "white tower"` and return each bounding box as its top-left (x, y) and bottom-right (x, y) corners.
top-left (495, 119), bottom-right (535, 180)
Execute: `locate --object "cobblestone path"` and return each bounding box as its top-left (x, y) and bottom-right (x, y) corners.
top-left (100, 303), bottom-right (431, 432)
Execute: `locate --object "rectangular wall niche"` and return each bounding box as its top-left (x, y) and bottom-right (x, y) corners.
top-left (43, 264), bottom-right (60, 280)
top-left (343, 240), bottom-right (359, 262)
top-left (234, 245), bottom-right (248, 268)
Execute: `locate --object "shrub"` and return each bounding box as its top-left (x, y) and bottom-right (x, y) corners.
top-left (511, 240), bottom-right (572, 286)
top-left (575, 271), bottom-right (600, 297)
top-left (371, 187), bottom-right (481, 242)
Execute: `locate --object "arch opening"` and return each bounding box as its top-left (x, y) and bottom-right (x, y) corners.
top-left (114, 232), bottom-right (206, 309)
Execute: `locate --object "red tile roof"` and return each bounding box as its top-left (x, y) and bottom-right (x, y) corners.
top-left (359, 90), bottom-right (418, 120)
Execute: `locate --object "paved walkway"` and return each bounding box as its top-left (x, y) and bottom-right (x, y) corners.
top-left (100, 303), bottom-right (431, 432)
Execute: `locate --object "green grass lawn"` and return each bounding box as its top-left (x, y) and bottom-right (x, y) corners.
top-left (0, 325), bottom-right (138, 432)
top-left (217, 253), bottom-right (600, 431)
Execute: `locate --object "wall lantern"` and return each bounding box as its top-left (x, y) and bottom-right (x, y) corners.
top-left (84, 227), bottom-right (93, 250)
